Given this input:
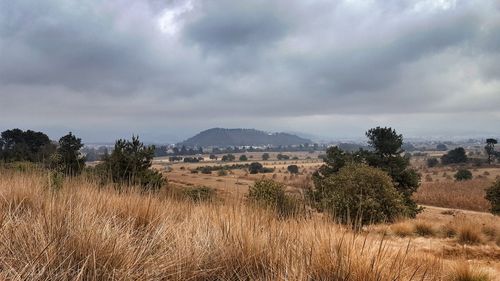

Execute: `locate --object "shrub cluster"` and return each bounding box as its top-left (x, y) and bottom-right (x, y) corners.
top-left (454, 169), bottom-right (472, 181)
top-left (247, 179), bottom-right (303, 218)
top-left (316, 164), bottom-right (407, 225)
top-left (312, 127), bottom-right (421, 220)
top-left (183, 157), bottom-right (203, 163)
top-left (248, 162), bottom-right (274, 174)
top-left (276, 154), bottom-right (290, 160)
top-left (427, 158), bottom-right (439, 168)
top-left (441, 147), bottom-right (468, 165)
top-left (221, 154), bottom-right (236, 162)
top-left (195, 164), bottom-right (250, 173)
top-left (287, 165), bottom-right (299, 174)
top-left (182, 186), bottom-right (216, 202)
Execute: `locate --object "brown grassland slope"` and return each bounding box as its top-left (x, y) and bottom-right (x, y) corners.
top-left (0, 169), bottom-right (498, 280)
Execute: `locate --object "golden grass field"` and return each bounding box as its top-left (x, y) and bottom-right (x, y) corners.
top-left (0, 169), bottom-right (499, 280)
top-left (0, 150), bottom-right (499, 280)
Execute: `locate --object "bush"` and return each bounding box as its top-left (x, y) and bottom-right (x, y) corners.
top-left (183, 157), bottom-right (200, 163)
top-left (248, 179), bottom-right (301, 218)
top-left (249, 162), bottom-right (263, 174)
top-left (442, 147), bottom-right (468, 165)
top-left (194, 164), bottom-right (249, 173)
top-left (47, 171), bottom-right (64, 191)
top-left (427, 158), bottom-right (439, 168)
top-left (221, 154), bottom-right (235, 162)
top-left (436, 143), bottom-right (448, 151)
top-left (277, 154), bottom-right (290, 160)
top-left (1, 161), bottom-right (40, 173)
top-left (485, 180), bottom-right (500, 215)
top-left (262, 153), bottom-right (270, 161)
top-left (217, 169), bottom-right (228, 176)
top-left (200, 166), bottom-right (212, 174)
top-left (287, 165), bottom-right (299, 174)
top-left (169, 156), bottom-right (182, 162)
top-left (94, 136), bottom-right (166, 190)
top-left (316, 164), bottom-right (408, 225)
top-left (314, 127), bottom-right (422, 218)
top-left (182, 186), bottom-right (216, 203)
top-left (239, 155), bottom-right (248, 161)
top-left (454, 169), bottom-right (473, 181)
top-left (248, 162), bottom-right (274, 174)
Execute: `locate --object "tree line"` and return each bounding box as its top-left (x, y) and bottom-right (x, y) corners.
top-left (0, 129), bottom-right (165, 190)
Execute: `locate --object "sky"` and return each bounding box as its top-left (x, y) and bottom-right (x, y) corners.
top-left (0, 0), bottom-right (499, 143)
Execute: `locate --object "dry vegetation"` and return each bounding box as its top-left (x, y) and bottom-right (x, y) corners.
top-left (414, 179), bottom-right (492, 212)
top-left (0, 169), bottom-right (498, 280)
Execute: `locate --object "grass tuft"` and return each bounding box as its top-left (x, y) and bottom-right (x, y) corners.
top-left (446, 262), bottom-right (491, 281)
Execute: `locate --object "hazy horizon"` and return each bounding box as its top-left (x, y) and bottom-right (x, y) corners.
top-left (1, 0), bottom-right (499, 143)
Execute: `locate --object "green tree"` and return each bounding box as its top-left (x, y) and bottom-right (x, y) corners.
top-left (262, 153), bottom-right (270, 161)
top-left (312, 127), bottom-right (421, 218)
top-left (363, 127), bottom-right (421, 217)
top-left (249, 162), bottom-right (263, 174)
top-left (97, 136), bottom-right (165, 190)
top-left (0, 129), bottom-right (55, 163)
top-left (485, 180), bottom-right (500, 215)
top-left (485, 138), bottom-right (498, 164)
top-left (277, 154), bottom-right (290, 160)
top-left (287, 164), bottom-right (299, 174)
top-left (436, 143), bottom-right (448, 151)
top-left (427, 158), bottom-right (439, 168)
top-left (441, 147), bottom-right (467, 165)
top-left (314, 146), bottom-right (359, 179)
top-left (318, 164), bottom-right (407, 225)
top-left (55, 132), bottom-right (85, 175)
top-left (221, 154), bottom-right (235, 162)
top-left (454, 169), bottom-right (472, 181)
top-left (239, 154), bottom-right (248, 161)
top-left (366, 127), bottom-right (403, 156)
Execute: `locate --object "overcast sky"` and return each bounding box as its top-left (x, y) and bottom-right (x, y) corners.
top-left (1, 0), bottom-right (499, 143)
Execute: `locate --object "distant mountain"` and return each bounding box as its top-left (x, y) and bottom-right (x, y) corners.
top-left (180, 128), bottom-right (312, 147)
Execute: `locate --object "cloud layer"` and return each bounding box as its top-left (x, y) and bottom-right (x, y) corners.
top-left (0, 0), bottom-right (499, 142)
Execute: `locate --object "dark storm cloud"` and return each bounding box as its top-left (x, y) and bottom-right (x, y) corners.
top-left (183, 0), bottom-right (294, 52)
top-left (0, 0), bottom-right (499, 142)
top-left (0, 0), bottom-right (214, 96)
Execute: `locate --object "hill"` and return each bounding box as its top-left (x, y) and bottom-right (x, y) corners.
top-left (180, 128), bottom-right (312, 147)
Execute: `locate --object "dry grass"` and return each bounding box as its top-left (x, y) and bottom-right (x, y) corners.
top-left (457, 226), bottom-right (483, 245)
top-left (446, 262), bottom-right (491, 281)
top-left (414, 220), bottom-right (436, 237)
top-left (0, 170), bottom-right (497, 280)
top-left (413, 180), bottom-right (492, 211)
top-left (390, 221), bottom-right (415, 237)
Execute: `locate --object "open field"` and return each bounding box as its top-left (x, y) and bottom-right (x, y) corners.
top-left (156, 152), bottom-right (500, 211)
top-left (0, 170), bottom-right (499, 280)
top-left (414, 179), bottom-right (492, 212)
top-left (153, 155), bottom-right (324, 200)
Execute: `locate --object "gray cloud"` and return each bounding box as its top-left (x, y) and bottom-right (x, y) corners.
top-left (183, 0), bottom-right (294, 52)
top-left (0, 0), bottom-right (499, 142)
